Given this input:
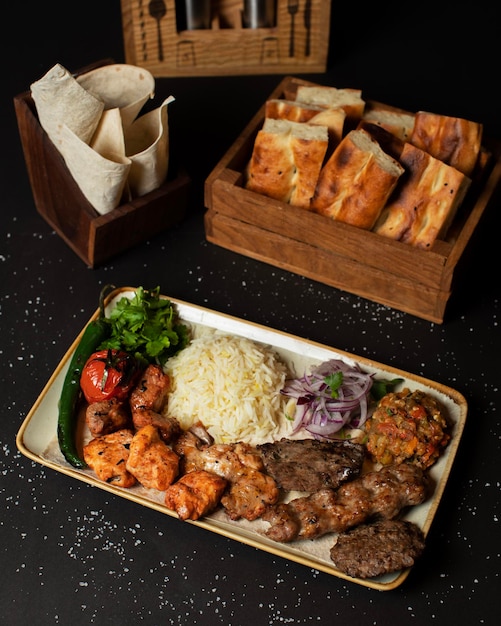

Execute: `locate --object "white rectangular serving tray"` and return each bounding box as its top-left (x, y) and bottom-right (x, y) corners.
top-left (16, 287), bottom-right (467, 590)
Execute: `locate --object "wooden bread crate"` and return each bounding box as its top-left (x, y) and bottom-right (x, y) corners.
top-left (120, 0), bottom-right (330, 77)
top-left (204, 76), bottom-right (501, 323)
top-left (14, 63), bottom-right (190, 268)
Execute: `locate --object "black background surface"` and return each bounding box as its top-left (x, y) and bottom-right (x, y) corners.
top-left (2, 2), bottom-right (500, 624)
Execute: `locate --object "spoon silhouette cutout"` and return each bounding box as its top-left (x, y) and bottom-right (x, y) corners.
top-left (149, 0), bottom-right (167, 61)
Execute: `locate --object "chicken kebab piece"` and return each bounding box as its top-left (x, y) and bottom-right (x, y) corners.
top-left (165, 470), bottom-right (228, 521)
top-left (85, 363), bottom-right (181, 441)
top-left (83, 429), bottom-right (136, 487)
top-left (172, 422), bottom-right (279, 521)
top-left (129, 364), bottom-right (182, 441)
top-left (84, 364), bottom-right (182, 490)
top-left (262, 462), bottom-right (429, 543)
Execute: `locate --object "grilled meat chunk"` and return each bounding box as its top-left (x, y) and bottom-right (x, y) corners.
top-left (330, 519), bottom-right (426, 579)
top-left (83, 429), bottom-right (136, 488)
top-left (262, 463), bottom-right (428, 542)
top-left (129, 364), bottom-right (170, 413)
top-left (257, 438), bottom-right (365, 492)
top-left (126, 424), bottom-right (180, 491)
top-left (129, 364), bottom-right (181, 443)
top-left (165, 470), bottom-right (227, 520)
top-left (174, 426), bottom-right (279, 521)
top-left (85, 397), bottom-right (131, 437)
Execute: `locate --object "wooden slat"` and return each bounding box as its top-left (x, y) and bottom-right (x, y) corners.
top-left (209, 171), bottom-right (452, 291)
top-left (205, 209), bottom-right (450, 323)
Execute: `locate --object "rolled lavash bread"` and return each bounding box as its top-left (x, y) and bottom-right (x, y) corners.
top-left (310, 128), bottom-right (404, 229)
top-left (409, 111), bottom-right (483, 177)
top-left (373, 142), bottom-right (471, 248)
top-left (245, 118), bottom-right (329, 209)
top-left (294, 85), bottom-right (365, 130)
top-left (266, 99), bottom-right (346, 146)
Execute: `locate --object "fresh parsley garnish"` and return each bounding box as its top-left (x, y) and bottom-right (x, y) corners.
top-left (324, 372), bottom-right (344, 398)
top-left (99, 286), bottom-right (189, 366)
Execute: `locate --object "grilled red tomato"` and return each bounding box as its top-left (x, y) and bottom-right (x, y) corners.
top-left (80, 349), bottom-right (141, 404)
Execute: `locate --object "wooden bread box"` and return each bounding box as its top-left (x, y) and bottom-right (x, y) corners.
top-left (120, 0), bottom-right (330, 77)
top-left (204, 76), bottom-right (501, 323)
top-left (13, 63), bottom-right (190, 268)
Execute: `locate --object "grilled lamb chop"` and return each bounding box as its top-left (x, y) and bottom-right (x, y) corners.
top-left (262, 463), bottom-right (428, 543)
top-left (330, 519), bottom-right (426, 579)
top-left (257, 438), bottom-right (365, 492)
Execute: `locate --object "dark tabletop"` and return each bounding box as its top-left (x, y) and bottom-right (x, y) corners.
top-left (2, 2), bottom-right (500, 624)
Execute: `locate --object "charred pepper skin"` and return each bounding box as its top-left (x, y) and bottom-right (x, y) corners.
top-left (57, 286), bottom-right (114, 468)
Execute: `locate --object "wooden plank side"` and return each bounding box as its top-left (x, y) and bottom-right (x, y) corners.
top-left (205, 209), bottom-right (449, 323)
top-left (443, 138), bottom-right (501, 273)
top-left (89, 171), bottom-right (190, 267)
top-left (208, 174), bottom-right (452, 291)
top-left (14, 92), bottom-right (97, 264)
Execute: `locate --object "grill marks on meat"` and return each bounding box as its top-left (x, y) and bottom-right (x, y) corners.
top-left (165, 470), bottom-right (228, 520)
top-left (126, 424), bottom-right (180, 491)
top-left (86, 397), bottom-right (131, 437)
top-left (330, 519), bottom-right (426, 578)
top-left (83, 365), bottom-right (181, 487)
top-left (83, 429), bottom-right (136, 487)
top-left (129, 364), bottom-right (181, 443)
top-left (129, 364), bottom-right (170, 413)
top-left (262, 463), bottom-right (428, 542)
top-left (257, 438), bottom-right (365, 492)
top-left (174, 428), bottom-right (279, 521)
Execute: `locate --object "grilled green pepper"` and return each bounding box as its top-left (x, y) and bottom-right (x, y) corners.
top-left (57, 285), bottom-right (114, 468)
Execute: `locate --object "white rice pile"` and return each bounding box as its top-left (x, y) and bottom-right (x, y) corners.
top-left (163, 328), bottom-right (291, 444)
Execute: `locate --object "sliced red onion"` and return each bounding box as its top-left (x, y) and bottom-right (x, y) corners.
top-left (282, 358), bottom-right (375, 439)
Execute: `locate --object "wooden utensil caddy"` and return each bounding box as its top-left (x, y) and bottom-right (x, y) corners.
top-left (120, 0), bottom-right (331, 76)
top-left (204, 76), bottom-right (501, 323)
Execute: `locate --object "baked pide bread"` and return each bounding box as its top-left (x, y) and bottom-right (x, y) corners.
top-left (245, 118), bottom-right (329, 209)
top-left (265, 99), bottom-right (329, 123)
top-left (356, 120), bottom-right (406, 160)
top-left (311, 128), bottom-right (404, 229)
top-left (266, 99), bottom-right (346, 146)
top-left (295, 85), bottom-right (365, 129)
top-left (374, 142), bottom-right (471, 248)
top-left (362, 106), bottom-right (416, 141)
top-left (243, 83), bottom-right (486, 250)
top-left (409, 111), bottom-right (483, 177)
top-left (307, 108), bottom-right (346, 147)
